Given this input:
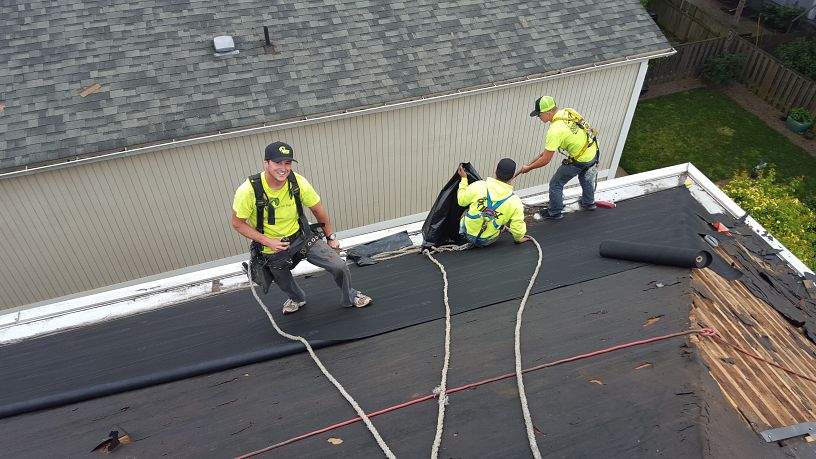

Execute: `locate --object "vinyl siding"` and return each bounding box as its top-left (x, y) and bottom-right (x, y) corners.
top-left (0, 63), bottom-right (641, 310)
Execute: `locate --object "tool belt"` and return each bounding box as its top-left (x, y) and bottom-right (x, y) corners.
top-left (262, 224), bottom-right (325, 271)
top-left (562, 150), bottom-right (600, 170)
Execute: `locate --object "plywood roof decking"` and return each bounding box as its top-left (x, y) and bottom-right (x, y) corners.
top-left (690, 244), bottom-right (816, 435)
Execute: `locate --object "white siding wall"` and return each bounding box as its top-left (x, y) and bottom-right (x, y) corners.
top-left (0, 63), bottom-right (641, 310)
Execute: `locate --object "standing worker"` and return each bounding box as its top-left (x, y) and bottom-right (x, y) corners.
top-left (517, 96), bottom-right (599, 221)
top-left (231, 141), bottom-right (372, 314)
top-left (457, 158), bottom-right (530, 247)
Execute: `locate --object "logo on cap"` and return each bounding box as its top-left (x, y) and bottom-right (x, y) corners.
top-left (279, 146), bottom-right (290, 155)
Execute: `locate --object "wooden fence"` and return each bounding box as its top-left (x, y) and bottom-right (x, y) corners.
top-left (732, 36), bottom-right (816, 113)
top-left (650, 0), bottom-right (722, 42)
top-left (646, 37), bottom-right (726, 84)
top-left (646, 35), bottom-right (816, 114)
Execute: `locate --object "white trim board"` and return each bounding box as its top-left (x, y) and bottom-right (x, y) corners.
top-left (1, 162), bottom-right (810, 344)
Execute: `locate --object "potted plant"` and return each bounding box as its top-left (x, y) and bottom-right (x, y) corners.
top-left (786, 107), bottom-right (814, 134)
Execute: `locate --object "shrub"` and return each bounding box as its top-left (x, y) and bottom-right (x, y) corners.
top-left (788, 106), bottom-right (814, 124)
top-left (722, 168), bottom-right (816, 268)
top-left (776, 39), bottom-right (816, 80)
top-left (701, 54), bottom-right (745, 85)
top-left (760, 5), bottom-right (804, 32)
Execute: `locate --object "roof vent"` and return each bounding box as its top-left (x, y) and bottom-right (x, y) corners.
top-left (213, 36), bottom-right (239, 57)
top-left (263, 26), bottom-right (277, 54)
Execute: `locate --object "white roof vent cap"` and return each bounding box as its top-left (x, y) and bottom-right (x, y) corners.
top-left (213, 36), bottom-right (239, 57)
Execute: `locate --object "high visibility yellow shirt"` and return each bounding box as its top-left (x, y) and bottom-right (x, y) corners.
top-left (545, 108), bottom-right (598, 163)
top-left (233, 172), bottom-right (320, 253)
top-left (457, 177), bottom-right (526, 242)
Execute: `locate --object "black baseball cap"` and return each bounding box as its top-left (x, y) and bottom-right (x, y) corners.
top-left (264, 141), bottom-right (298, 163)
top-left (496, 158), bottom-right (516, 181)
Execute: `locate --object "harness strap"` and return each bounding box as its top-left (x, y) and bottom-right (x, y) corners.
top-left (248, 172), bottom-right (322, 271)
top-left (552, 108), bottom-right (598, 161)
top-left (466, 190), bottom-right (515, 239)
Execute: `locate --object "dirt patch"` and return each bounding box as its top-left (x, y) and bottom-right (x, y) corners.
top-left (643, 78), bottom-right (816, 158)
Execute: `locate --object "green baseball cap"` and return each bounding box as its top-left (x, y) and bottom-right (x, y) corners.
top-left (529, 96), bottom-right (556, 117)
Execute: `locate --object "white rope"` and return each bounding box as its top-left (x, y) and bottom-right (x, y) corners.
top-left (423, 251), bottom-right (452, 459)
top-left (367, 242), bottom-right (463, 457)
top-left (514, 237), bottom-right (544, 459)
top-left (247, 270), bottom-right (397, 459)
top-left (370, 243), bottom-right (466, 261)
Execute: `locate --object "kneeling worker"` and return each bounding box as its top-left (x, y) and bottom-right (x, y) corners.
top-left (231, 141), bottom-right (372, 314)
top-left (457, 158), bottom-right (530, 247)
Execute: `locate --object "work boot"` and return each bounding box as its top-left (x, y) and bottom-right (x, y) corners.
top-left (533, 211), bottom-right (563, 221)
top-left (282, 298), bottom-right (307, 314)
top-left (580, 202), bottom-right (597, 211)
top-left (352, 292), bottom-right (373, 308)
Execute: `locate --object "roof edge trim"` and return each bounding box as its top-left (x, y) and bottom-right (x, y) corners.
top-left (685, 163), bottom-right (812, 276)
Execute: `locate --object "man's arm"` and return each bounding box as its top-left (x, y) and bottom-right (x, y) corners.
top-left (456, 165), bottom-right (477, 206)
top-left (518, 149), bottom-right (555, 175)
top-left (230, 211), bottom-right (290, 252)
top-left (308, 202), bottom-right (340, 249)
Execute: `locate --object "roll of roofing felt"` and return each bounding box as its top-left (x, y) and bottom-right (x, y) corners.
top-left (599, 240), bottom-right (712, 269)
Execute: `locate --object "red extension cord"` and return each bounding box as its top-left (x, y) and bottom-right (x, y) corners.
top-left (235, 327), bottom-right (816, 458)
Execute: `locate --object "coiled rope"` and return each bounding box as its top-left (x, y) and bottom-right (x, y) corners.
top-left (246, 265), bottom-right (397, 459)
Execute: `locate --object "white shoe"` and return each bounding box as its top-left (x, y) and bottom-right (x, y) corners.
top-left (282, 299), bottom-right (306, 314)
top-left (352, 292), bottom-right (372, 308)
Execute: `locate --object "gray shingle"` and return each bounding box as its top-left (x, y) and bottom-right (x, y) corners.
top-left (1, 0), bottom-right (668, 170)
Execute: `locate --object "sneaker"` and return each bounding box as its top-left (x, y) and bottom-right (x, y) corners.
top-left (282, 298), bottom-right (306, 314)
top-left (533, 211), bottom-right (563, 221)
top-left (352, 292), bottom-right (373, 308)
top-left (580, 202), bottom-right (597, 211)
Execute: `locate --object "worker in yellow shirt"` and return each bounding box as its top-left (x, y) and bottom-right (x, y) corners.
top-left (517, 96), bottom-right (600, 221)
top-left (231, 141), bottom-right (372, 314)
top-left (457, 158), bottom-right (530, 247)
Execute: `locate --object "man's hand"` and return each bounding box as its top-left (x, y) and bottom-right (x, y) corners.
top-left (457, 165), bottom-right (467, 178)
top-left (265, 237), bottom-right (290, 252)
top-left (514, 235), bottom-right (532, 244)
top-left (327, 238), bottom-right (341, 250)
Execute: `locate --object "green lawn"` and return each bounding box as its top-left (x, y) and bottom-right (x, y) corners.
top-left (621, 88), bottom-right (816, 208)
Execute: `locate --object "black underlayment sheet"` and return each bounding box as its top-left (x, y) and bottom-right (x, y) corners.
top-left (0, 266), bottom-right (792, 458)
top-left (0, 187), bottom-right (741, 418)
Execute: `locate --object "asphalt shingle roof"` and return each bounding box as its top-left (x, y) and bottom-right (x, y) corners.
top-left (0, 0), bottom-right (669, 171)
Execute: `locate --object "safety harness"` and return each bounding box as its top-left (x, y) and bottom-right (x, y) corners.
top-left (552, 108), bottom-right (599, 165)
top-left (464, 190), bottom-right (514, 241)
top-left (248, 172), bottom-right (324, 273)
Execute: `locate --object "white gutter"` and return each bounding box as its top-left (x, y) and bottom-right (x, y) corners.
top-left (5, 162), bottom-right (806, 345)
top-left (1, 49), bottom-right (676, 181)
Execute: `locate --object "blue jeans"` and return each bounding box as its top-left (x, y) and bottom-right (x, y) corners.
top-left (547, 151), bottom-right (599, 216)
top-left (460, 220), bottom-right (498, 248)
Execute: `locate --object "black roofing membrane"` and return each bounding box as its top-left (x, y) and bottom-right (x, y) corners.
top-left (0, 266), bottom-right (796, 458)
top-left (0, 187), bottom-right (727, 416)
top-left (0, 186), bottom-right (812, 457)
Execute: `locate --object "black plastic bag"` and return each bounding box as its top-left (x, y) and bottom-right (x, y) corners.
top-left (421, 162), bottom-right (482, 248)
